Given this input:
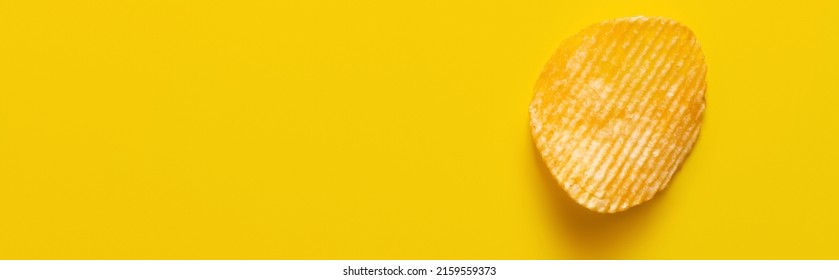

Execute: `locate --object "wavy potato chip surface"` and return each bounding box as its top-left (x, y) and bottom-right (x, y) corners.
top-left (530, 16), bottom-right (706, 213)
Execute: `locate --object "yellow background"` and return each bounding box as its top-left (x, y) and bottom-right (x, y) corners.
top-left (1, 0), bottom-right (838, 259)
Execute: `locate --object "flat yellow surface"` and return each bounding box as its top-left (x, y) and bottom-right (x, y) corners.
top-left (1, 0), bottom-right (837, 259)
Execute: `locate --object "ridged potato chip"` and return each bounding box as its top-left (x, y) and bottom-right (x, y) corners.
top-left (530, 16), bottom-right (706, 213)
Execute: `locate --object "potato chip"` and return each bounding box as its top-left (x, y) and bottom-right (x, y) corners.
top-left (530, 16), bottom-right (706, 213)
